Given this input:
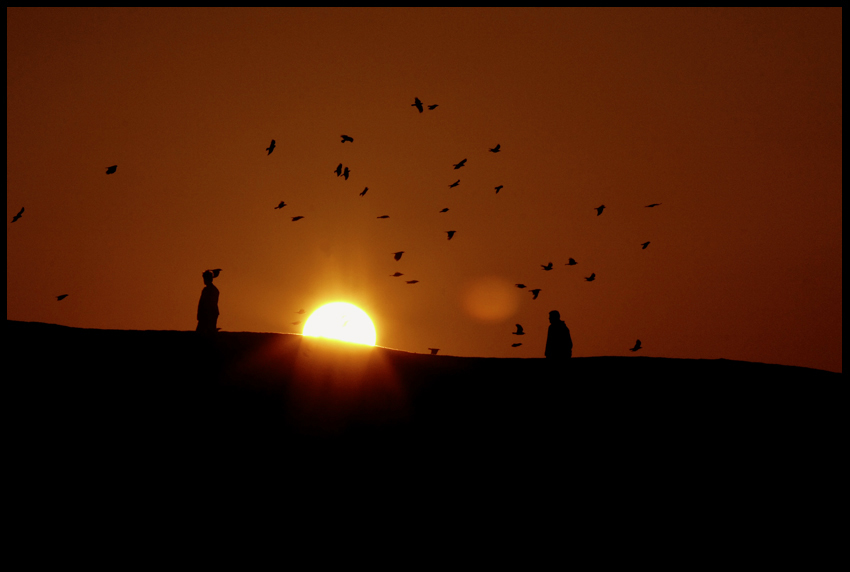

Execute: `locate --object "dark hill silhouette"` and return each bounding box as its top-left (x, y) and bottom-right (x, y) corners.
top-left (9, 320), bottom-right (839, 475)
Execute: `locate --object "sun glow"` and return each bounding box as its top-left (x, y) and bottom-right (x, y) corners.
top-left (302, 302), bottom-right (377, 346)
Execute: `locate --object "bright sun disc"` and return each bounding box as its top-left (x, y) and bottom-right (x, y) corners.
top-left (302, 302), bottom-right (377, 346)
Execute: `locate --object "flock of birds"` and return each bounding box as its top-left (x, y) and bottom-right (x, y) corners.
top-left (10, 96), bottom-right (660, 356)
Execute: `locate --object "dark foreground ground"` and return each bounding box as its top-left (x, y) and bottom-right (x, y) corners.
top-left (9, 320), bottom-right (841, 554)
top-left (11, 320), bottom-right (838, 453)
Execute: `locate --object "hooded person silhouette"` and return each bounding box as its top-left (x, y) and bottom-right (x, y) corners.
top-left (196, 270), bottom-right (220, 334)
top-left (545, 310), bottom-right (572, 359)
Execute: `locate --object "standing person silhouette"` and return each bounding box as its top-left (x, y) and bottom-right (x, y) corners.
top-left (545, 310), bottom-right (572, 359)
top-left (196, 269), bottom-right (220, 334)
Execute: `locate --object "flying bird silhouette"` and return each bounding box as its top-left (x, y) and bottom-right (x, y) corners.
top-left (292, 321), bottom-right (301, 325)
top-left (296, 309), bottom-right (306, 314)
top-left (56, 294), bottom-right (68, 301)
top-left (106, 165), bottom-right (117, 175)
top-left (360, 187), bottom-right (368, 196)
top-left (393, 251), bottom-right (404, 261)
top-left (446, 230), bottom-right (456, 240)
top-left (566, 258), bottom-right (577, 266)
top-left (511, 343), bottom-right (522, 347)
top-left (630, 339), bottom-right (642, 352)
top-left (449, 180), bottom-right (460, 188)
top-left (210, 269), bottom-right (222, 278)
top-left (595, 205), bottom-right (606, 216)
top-left (412, 97), bottom-right (424, 113)
top-left (641, 241), bottom-right (650, 249)
top-left (585, 273), bottom-right (596, 282)
top-left (541, 262), bottom-right (553, 271)
top-left (377, 215), bottom-right (390, 219)
top-left (515, 284), bottom-right (526, 289)
top-left (428, 348), bottom-right (440, 354)
top-left (529, 289), bottom-right (541, 300)
top-left (266, 140), bottom-right (276, 155)
top-left (343, 167), bottom-right (350, 180)
top-left (489, 144), bottom-right (501, 153)
top-left (512, 324), bottom-right (525, 336)
top-left (439, 208), bottom-right (449, 213)
top-left (406, 280), bottom-right (419, 284)
top-left (334, 163), bottom-right (343, 177)
top-left (390, 272), bottom-right (403, 277)
top-left (291, 216), bottom-right (304, 222)
top-left (495, 185), bottom-right (503, 193)
top-left (453, 159), bottom-right (467, 169)
top-left (11, 207), bottom-right (24, 223)
top-left (645, 203), bottom-right (662, 208)
top-left (274, 201), bottom-right (287, 209)
top-left (341, 135), bottom-right (354, 143)
top-left (427, 104), bottom-right (439, 110)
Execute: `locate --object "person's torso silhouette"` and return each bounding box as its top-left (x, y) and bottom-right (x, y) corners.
top-left (197, 271), bottom-right (220, 333)
top-left (545, 310), bottom-right (572, 359)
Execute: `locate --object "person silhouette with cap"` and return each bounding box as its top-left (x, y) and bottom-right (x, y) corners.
top-left (545, 310), bottom-right (572, 359)
top-left (196, 269), bottom-right (220, 334)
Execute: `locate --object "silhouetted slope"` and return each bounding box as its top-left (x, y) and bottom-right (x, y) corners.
top-left (9, 321), bottom-right (839, 464)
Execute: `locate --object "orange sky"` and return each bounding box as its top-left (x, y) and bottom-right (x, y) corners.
top-left (7, 8), bottom-right (842, 372)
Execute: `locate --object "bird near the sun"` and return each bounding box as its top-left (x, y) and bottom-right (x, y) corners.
top-left (630, 339), bottom-right (642, 352)
top-left (266, 139), bottom-right (275, 155)
top-left (641, 241), bottom-right (650, 249)
top-left (406, 280), bottom-right (419, 284)
top-left (541, 262), bottom-right (553, 271)
top-left (595, 205), bottom-right (606, 216)
top-left (645, 203), bottom-right (662, 208)
top-left (446, 230), bottom-right (456, 240)
top-left (515, 283), bottom-right (526, 289)
top-left (393, 251), bottom-right (404, 261)
top-left (449, 180), bottom-right (460, 188)
top-left (296, 309), bottom-right (306, 314)
top-left (360, 187), bottom-right (368, 196)
top-left (495, 185), bottom-right (503, 193)
top-left (390, 272), bottom-right (403, 277)
top-left (489, 144), bottom-right (501, 153)
top-left (291, 216), bottom-right (304, 222)
top-left (428, 104), bottom-right (438, 110)
top-left (428, 348), bottom-right (439, 354)
top-left (512, 343), bottom-right (522, 347)
top-left (585, 273), bottom-right (596, 282)
top-left (439, 208), bottom-right (449, 213)
top-left (11, 207), bottom-right (24, 223)
top-left (566, 258), bottom-right (577, 266)
top-left (106, 165), bottom-right (117, 175)
top-left (343, 167), bottom-right (350, 180)
top-left (292, 321), bottom-right (301, 325)
top-left (274, 201), bottom-right (286, 209)
top-left (341, 135), bottom-right (354, 143)
top-left (56, 294), bottom-right (68, 301)
top-left (453, 159), bottom-right (467, 169)
top-left (412, 97), bottom-right (424, 113)
top-left (377, 215), bottom-right (390, 219)
top-left (513, 324), bottom-right (525, 336)
top-left (529, 288), bottom-right (541, 300)
top-left (334, 163), bottom-right (343, 177)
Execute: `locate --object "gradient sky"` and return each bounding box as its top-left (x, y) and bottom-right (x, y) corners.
top-left (7, 8), bottom-right (842, 372)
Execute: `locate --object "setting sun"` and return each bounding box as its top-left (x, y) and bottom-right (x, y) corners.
top-left (302, 302), bottom-right (377, 346)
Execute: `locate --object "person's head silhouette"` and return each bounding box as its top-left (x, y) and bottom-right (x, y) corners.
top-left (202, 270), bottom-right (214, 285)
top-left (549, 310), bottom-right (561, 324)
